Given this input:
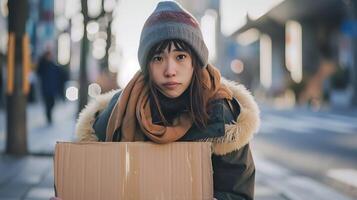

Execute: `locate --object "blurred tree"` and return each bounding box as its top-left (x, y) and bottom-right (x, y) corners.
top-left (6, 0), bottom-right (30, 154)
top-left (78, 0), bottom-right (115, 114)
top-left (78, 0), bottom-right (90, 114)
top-left (101, 14), bottom-right (113, 71)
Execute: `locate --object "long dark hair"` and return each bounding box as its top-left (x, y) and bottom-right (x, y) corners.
top-left (143, 39), bottom-right (209, 129)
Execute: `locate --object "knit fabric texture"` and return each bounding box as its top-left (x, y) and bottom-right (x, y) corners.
top-left (138, 1), bottom-right (209, 69)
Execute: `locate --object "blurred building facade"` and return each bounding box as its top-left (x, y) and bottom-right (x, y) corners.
top-left (228, 0), bottom-right (357, 108)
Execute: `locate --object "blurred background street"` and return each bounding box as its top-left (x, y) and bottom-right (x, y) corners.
top-left (0, 0), bottom-right (357, 199)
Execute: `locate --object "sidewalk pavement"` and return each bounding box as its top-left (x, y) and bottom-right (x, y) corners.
top-left (0, 101), bottom-right (77, 154)
top-left (0, 101), bottom-right (354, 200)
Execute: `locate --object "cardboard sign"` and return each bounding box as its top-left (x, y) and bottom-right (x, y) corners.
top-left (54, 142), bottom-right (213, 200)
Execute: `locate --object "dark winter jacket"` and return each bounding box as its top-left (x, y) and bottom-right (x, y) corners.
top-left (37, 58), bottom-right (60, 97)
top-left (75, 78), bottom-right (260, 200)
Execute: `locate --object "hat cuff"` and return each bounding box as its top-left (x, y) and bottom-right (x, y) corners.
top-left (138, 23), bottom-right (208, 69)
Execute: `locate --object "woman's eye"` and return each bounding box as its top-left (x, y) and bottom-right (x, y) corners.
top-left (152, 56), bottom-right (162, 62)
top-left (176, 54), bottom-right (186, 61)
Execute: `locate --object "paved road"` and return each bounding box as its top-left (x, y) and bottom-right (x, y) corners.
top-left (253, 106), bottom-right (357, 199)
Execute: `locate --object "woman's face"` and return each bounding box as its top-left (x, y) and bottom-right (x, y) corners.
top-left (149, 45), bottom-right (193, 98)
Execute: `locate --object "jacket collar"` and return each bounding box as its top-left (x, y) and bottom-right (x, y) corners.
top-left (210, 78), bottom-right (260, 155)
top-left (75, 78), bottom-right (260, 155)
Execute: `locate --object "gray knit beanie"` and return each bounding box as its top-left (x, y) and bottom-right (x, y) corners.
top-left (138, 1), bottom-right (209, 69)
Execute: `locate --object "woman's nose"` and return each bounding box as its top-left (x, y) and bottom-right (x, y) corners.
top-left (164, 59), bottom-right (177, 77)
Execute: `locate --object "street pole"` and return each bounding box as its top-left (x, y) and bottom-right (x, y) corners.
top-left (102, 16), bottom-right (112, 70)
top-left (351, 1), bottom-right (357, 106)
top-left (78, 0), bottom-right (90, 114)
top-left (6, 0), bottom-right (30, 154)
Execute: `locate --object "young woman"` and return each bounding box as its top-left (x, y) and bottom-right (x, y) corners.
top-left (75, 1), bottom-right (260, 199)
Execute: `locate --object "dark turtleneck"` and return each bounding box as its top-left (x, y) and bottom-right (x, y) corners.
top-left (150, 87), bottom-right (190, 125)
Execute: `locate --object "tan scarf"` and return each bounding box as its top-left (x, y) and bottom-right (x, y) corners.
top-left (105, 64), bottom-right (233, 143)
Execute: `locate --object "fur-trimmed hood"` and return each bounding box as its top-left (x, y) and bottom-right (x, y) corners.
top-left (75, 78), bottom-right (260, 155)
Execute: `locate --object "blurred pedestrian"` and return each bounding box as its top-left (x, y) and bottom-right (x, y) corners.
top-left (298, 58), bottom-right (336, 109)
top-left (37, 50), bottom-right (60, 125)
top-left (68, 1), bottom-right (259, 200)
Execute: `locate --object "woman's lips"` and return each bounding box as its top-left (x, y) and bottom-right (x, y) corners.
top-left (162, 82), bottom-right (180, 90)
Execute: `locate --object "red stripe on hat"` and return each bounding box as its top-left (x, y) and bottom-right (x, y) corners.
top-left (144, 11), bottom-right (199, 28)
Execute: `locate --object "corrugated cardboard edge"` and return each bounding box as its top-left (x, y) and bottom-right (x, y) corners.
top-left (53, 142), bottom-right (213, 199)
